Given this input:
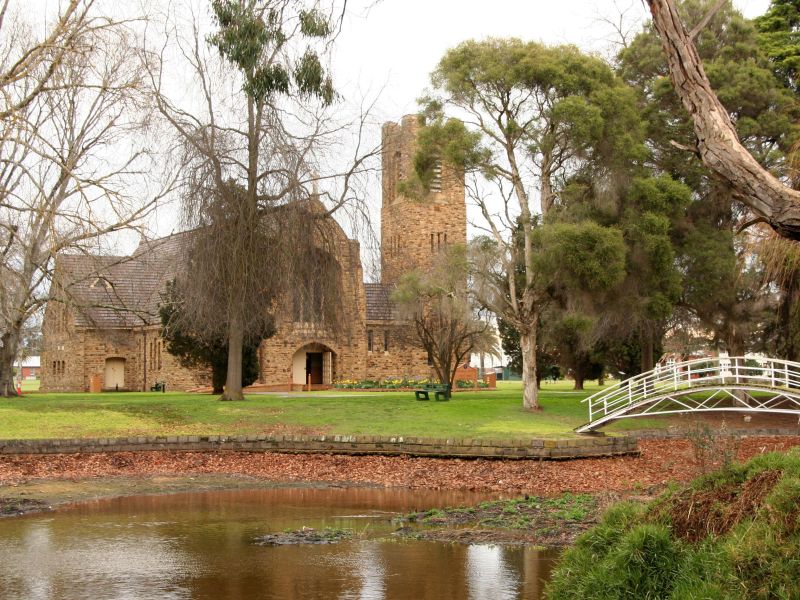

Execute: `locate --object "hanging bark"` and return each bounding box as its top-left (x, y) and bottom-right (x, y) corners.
top-left (645, 0), bottom-right (800, 240)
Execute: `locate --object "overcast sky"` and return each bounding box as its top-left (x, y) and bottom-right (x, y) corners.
top-left (330, 0), bottom-right (772, 123)
top-left (34, 0), bottom-right (774, 259)
top-left (314, 0), bottom-right (772, 277)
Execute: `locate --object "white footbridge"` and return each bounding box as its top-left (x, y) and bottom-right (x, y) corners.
top-left (576, 356), bottom-right (800, 433)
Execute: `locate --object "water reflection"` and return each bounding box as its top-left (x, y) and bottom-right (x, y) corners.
top-left (0, 488), bottom-right (559, 599)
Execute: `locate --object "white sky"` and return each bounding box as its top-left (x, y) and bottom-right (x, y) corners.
top-left (320, 0), bottom-right (773, 278)
top-left (34, 0), bottom-right (775, 263)
top-left (331, 0), bottom-right (772, 122)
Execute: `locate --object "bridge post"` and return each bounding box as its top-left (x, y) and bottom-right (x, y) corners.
top-left (769, 362), bottom-right (775, 386)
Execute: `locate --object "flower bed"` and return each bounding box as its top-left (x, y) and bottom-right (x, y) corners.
top-left (333, 378), bottom-right (489, 390)
top-left (333, 378), bottom-right (431, 390)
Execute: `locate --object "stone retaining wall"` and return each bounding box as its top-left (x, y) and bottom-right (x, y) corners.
top-left (630, 426), bottom-right (800, 439)
top-left (0, 434), bottom-right (638, 460)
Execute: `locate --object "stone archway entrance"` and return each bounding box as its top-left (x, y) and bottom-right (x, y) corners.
top-left (292, 343), bottom-right (336, 388)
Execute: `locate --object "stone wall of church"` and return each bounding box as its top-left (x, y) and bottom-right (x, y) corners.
top-left (258, 235), bottom-right (369, 387)
top-left (363, 322), bottom-right (433, 381)
top-left (41, 306), bottom-right (209, 393)
top-left (258, 324), bottom-right (368, 387)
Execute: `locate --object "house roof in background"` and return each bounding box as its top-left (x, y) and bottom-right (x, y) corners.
top-left (17, 356), bottom-right (40, 368)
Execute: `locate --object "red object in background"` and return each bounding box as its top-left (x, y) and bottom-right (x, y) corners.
top-left (16, 383), bottom-right (21, 395)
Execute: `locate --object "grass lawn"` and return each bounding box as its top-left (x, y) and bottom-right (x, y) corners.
top-left (0, 380), bottom-right (666, 440)
top-left (20, 379), bottom-right (40, 392)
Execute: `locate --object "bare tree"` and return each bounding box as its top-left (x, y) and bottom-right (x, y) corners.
top-left (0, 3), bottom-right (163, 396)
top-left (644, 0), bottom-right (800, 240)
top-left (391, 245), bottom-right (497, 396)
top-left (148, 1), bottom-right (377, 400)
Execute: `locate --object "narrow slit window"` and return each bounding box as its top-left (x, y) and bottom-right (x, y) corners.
top-left (384, 330), bottom-right (389, 352)
top-left (367, 330), bottom-right (373, 352)
top-left (429, 158), bottom-right (442, 193)
top-left (430, 233), bottom-right (434, 253)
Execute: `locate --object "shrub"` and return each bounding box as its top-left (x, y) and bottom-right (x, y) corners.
top-left (546, 449), bottom-right (800, 600)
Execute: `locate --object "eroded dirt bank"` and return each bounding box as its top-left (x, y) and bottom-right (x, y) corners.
top-left (1, 436), bottom-right (798, 509)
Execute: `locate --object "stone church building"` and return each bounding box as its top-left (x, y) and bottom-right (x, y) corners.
top-left (40, 116), bottom-right (467, 392)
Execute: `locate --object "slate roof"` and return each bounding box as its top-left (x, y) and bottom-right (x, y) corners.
top-left (56, 232), bottom-right (190, 328)
top-left (58, 231), bottom-right (397, 329)
top-left (364, 282), bottom-right (396, 321)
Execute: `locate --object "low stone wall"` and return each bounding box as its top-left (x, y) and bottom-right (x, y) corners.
top-left (630, 426), bottom-right (800, 439)
top-left (0, 434), bottom-right (638, 460)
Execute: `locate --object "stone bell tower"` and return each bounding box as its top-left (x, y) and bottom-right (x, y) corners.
top-left (380, 115), bottom-right (467, 285)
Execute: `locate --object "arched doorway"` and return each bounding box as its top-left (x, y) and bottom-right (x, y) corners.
top-left (291, 343), bottom-right (336, 387)
top-left (104, 357), bottom-right (126, 390)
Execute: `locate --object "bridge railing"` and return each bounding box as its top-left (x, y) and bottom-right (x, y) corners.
top-left (581, 356), bottom-right (800, 424)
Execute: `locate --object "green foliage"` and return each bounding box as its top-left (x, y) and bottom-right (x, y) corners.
top-left (298, 9), bottom-right (332, 37)
top-left (208, 0), bottom-right (334, 104)
top-left (535, 222), bottom-right (627, 292)
top-left (497, 318), bottom-right (560, 381)
top-left (546, 450), bottom-right (800, 600)
top-left (756, 0), bottom-right (800, 92)
top-left (420, 38), bottom-right (646, 181)
top-left (159, 281), bottom-right (268, 393)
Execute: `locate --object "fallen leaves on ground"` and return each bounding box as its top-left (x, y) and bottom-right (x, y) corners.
top-left (0, 437), bottom-right (798, 494)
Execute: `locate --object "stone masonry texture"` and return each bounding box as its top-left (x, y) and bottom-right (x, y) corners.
top-left (41, 116), bottom-right (467, 392)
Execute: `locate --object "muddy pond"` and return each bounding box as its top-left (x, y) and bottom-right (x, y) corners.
top-left (0, 487), bottom-right (560, 599)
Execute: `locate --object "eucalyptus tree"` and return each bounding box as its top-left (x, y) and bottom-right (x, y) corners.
top-left (0, 1), bottom-right (161, 396)
top-left (643, 0), bottom-right (800, 239)
top-left (551, 173), bottom-right (692, 373)
top-left (150, 0), bottom-right (376, 400)
top-left (411, 39), bottom-right (641, 409)
top-left (620, 0), bottom-right (798, 357)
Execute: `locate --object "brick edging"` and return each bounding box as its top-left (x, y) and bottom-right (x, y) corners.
top-left (0, 433), bottom-right (638, 460)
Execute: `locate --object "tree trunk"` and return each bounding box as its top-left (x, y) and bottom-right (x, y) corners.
top-left (0, 331), bottom-right (20, 397)
top-left (540, 153), bottom-right (556, 217)
top-left (598, 369), bottom-right (605, 386)
top-left (222, 314), bottom-right (244, 401)
top-left (646, 0), bottom-right (800, 240)
top-left (573, 372), bottom-right (585, 391)
top-left (519, 328), bottom-right (540, 411)
top-left (727, 333), bottom-right (745, 358)
top-left (640, 327), bottom-right (655, 373)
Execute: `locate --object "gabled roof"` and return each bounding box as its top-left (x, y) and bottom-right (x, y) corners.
top-left (364, 282), bottom-right (396, 321)
top-left (18, 356), bottom-right (40, 368)
top-left (56, 232), bottom-right (190, 328)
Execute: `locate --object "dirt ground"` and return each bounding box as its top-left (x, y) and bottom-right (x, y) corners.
top-left (1, 435), bottom-right (798, 502)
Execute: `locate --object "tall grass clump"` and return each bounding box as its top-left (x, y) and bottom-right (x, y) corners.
top-left (546, 448), bottom-right (800, 599)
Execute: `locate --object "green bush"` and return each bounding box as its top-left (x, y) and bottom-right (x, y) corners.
top-left (546, 448), bottom-right (800, 600)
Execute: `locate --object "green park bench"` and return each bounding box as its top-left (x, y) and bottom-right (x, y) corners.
top-left (414, 383), bottom-right (450, 401)
top-left (150, 381), bottom-right (166, 392)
